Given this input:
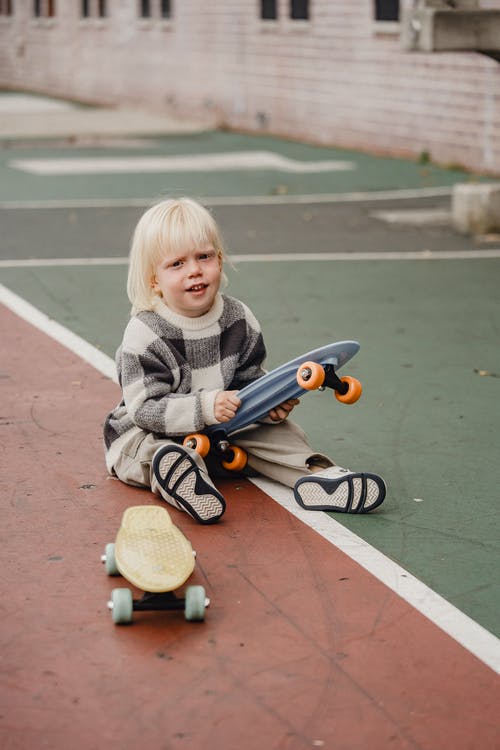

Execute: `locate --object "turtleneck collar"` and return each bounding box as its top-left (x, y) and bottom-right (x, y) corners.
top-left (151, 293), bottom-right (224, 331)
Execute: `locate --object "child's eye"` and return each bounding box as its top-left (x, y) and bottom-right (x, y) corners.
top-left (169, 259), bottom-right (183, 268)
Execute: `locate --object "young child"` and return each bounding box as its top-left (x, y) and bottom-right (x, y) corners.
top-left (104, 198), bottom-right (386, 524)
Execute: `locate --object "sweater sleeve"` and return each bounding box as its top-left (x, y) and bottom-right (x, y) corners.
top-left (228, 302), bottom-right (267, 389)
top-left (229, 301), bottom-right (291, 425)
top-left (118, 318), bottom-right (220, 436)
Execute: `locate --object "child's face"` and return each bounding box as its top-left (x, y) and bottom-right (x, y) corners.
top-left (152, 243), bottom-right (222, 318)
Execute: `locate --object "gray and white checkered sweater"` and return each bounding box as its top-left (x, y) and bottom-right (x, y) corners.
top-left (104, 293), bottom-right (266, 472)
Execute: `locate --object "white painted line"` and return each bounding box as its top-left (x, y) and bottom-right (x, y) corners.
top-left (0, 198), bottom-right (154, 210)
top-left (0, 93), bottom-right (79, 114)
top-left (2, 283), bottom-right (499, 675)
top-left (251, 477), bottom-right (500, 675)
top-left (0, 186), bottom-right (453, 210)
top-left (371, 208), bottom-right (451, 226)
top-left (230, 249), bottom-right (500, 261)
top-left (9, 151), bottom-right (356, 176)
top-left (0, 284), bottom-right (117, 383)
top-left (203, 187), bottom-right (454, 204)
top-left (1, 248), bottom-right (500, 269)
top-left (0, 257), bottom-right (129, 268)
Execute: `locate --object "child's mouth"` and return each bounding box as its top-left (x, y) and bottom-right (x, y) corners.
top-left (187, 283), bottom-right (208, 293)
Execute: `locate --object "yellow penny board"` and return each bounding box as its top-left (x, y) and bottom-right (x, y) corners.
top-left (115, 506), bottom-right (195, 593)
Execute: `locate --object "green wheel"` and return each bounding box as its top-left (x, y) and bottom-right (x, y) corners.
top-left (110, 588), bottom-right (133, 624)
top-left (185, 585), bottom-right (206, 622)
top-left (103, 543), bottom-right (119, 576)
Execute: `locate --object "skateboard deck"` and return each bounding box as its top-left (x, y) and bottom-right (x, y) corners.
top-left (184, 340), bottom-right (361, 469)
top-left (114, 505), bottom-right (195, 593)
top-left (211, 340), bottom-right (360, 435)
top-left (103, 506), bottom-right (207, 624)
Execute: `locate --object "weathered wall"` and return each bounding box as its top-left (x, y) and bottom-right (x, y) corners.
top-left (0, 0), bottom-right (499, 173)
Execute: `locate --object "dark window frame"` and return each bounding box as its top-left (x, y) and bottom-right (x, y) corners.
top-left (0, 0), bottom-right (13, 15)
top-left (290, 0), bottom-right (309, 21)
top-left (261, 0), bottom-right (277, 20)
top-left (374, 0), bottom-right (399, 22)
top-left (140, 0), bottom-right (151, 18)
top-left (160, 0), bottom-right (171, 19)
top-left (139, 0), bottom-right (173, 22)
top-left (34, 0), bottom-right (55, 17)
top-left (81, 0), bottom-right (108, 20)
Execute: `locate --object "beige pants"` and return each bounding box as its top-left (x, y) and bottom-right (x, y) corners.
top-left (111, 420), bottom-right (332, 504)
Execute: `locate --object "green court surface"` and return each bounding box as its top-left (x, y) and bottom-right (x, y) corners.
top-left (0, 130), bottom-right (494, 204)
top-left (1, 125), bottom-right (499, 639)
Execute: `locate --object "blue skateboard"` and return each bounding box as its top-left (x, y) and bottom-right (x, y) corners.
top-left (183, 340), bottom-right (362, 471)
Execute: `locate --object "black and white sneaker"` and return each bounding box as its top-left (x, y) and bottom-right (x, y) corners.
top-left (153, 445), bottom-right (226, 524)
top-left (294, 466), bottom-right (386, 513)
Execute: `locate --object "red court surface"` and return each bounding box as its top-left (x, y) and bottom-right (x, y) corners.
top-left (1, 304), bottom-right (499, 750)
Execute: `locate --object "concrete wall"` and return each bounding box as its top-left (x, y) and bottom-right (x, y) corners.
top-left (0, 0), bottom-right (499, 174)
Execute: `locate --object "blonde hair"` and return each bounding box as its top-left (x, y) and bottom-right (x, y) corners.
top-left (127, 197), bottom-right (226, 314)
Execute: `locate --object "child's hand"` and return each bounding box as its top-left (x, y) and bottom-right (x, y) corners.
top-left (214, 390), bottom-right (241, 423)
top-left (268, 398), bottom-right (300, 422)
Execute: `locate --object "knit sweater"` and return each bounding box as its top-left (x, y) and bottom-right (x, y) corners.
top-left (104, 293), bottom-right (266, 472)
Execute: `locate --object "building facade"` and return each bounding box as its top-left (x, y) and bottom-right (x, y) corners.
top-left (1, 1), bottom-right (499, 173)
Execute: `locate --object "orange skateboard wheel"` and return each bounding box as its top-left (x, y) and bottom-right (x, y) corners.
top-left (335, 376), bottom-right (362, 404)
top-left (297, 361), bottom-right (325, 390)
top-left (183, 433), bottom-right (210, 457)
top-left (222, 445), bottom-right (248, 472)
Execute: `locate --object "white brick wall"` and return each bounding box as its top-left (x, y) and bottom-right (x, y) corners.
top-left (1, 0), bottom-right (499, 173)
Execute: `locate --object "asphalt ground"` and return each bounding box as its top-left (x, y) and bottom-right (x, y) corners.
top-left (0, 196), bottom-right (491, 259)
top-left (3, 312), bottom-right (499, 750)
top-left (1, 98), bottom-right (499, 646)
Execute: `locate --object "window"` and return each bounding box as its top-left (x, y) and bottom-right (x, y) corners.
top-left (259, 1), bottom-right (310, 25)
top-left (33, 0), bottom-right (56, 18)
top-left (261, 0), bottom-right (277, 20)
top-left (81, 0), bottom-right (107, 19)
top-left (290, 0), bottom-right (308, 20)
top-left (0, 0), bottom-right (13, 15)
top-left (140, 0), bottom-right (151, 17)
top-left (139, 0), bottom-right (172, 21)
top-left (374, 0), bottom-right (399, 22)
top-left (160, 0), bottom-right (170, 19)
top-left (34, 0), bottom-right (55, 16)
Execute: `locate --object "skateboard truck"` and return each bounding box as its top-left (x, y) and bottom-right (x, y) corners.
top-left (299, 362), bottom-right (347, 388)
top-left (297, 360), bottom-right (361, 403)
top-left (106, 588), bottom-right (210, 621)
top-left (321, 363), bottom-right (350, 395)
top-left (185, 429), bottom-right (230, 455)
top-left (184, 429), bottom-right (248, 471)
top-left (210, 430), bottom-right (231, 455)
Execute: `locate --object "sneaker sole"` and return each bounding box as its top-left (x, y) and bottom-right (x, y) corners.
top-left (294, 472), bottom-right (386, 513)
top-left (153, 447), bottom-right (226, 524)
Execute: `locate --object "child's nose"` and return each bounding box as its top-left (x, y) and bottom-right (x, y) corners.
top-left (187, 258), bottom-right (202, 274)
